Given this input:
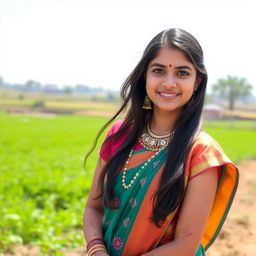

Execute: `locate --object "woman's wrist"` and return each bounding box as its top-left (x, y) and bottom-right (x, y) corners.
top-left (86, 237), bottom-right (108, 256)
top-left (87, 246), bottom-right (107, 256)
top-left (86, 237), bottom-right (105, 252)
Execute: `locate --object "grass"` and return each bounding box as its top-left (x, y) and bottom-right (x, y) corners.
top-left (204, 119), bottom-right (256, 130)
top-left (0, 112), bottom-right (255, 255)
top-left (204, 126), bottom-right (256, 163)
top-left (0, 112), bottom-right (108, 254)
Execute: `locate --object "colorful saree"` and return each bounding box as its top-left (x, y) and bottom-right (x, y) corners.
top-left (100, 124), bottom-right (239, 256)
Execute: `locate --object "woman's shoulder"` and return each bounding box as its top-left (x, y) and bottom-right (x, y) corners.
top-left (107, 119), bottom-right (125, 135)
top-left (99, 120), bottom-right (126, 162)
top-left (192, 130), bottom-right (221, 150)
top-left (103, 120), bottom-right (124, 138)
top-left (188, 129), bottom-right (232, 167)
top-left (187, 129), bottom-right (233, 177)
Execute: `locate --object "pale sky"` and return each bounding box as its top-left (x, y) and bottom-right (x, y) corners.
top-left (0, 0), bottom-right (256, 95)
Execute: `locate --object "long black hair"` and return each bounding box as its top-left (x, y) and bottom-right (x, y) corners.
top-left (85, 28), bottom-right (208, 225)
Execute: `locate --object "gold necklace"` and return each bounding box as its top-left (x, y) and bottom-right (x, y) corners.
top-left (138, 123), bottom-right (174, 151)
top-left (122, 124), bottom-right (174, 190)
top-left (122, 148), bottom-right (161, 189)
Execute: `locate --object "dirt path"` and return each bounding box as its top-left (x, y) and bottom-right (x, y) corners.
top-left (207, 159), bottom-right (256, 256)
top-left (4, 160), bottom-right (256, 256)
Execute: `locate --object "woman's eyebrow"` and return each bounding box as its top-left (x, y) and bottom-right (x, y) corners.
top-left (150, 63), bottom-right (192, 70)
top-left (176, 65), bottom-right (192, 70)
top-left (150, 63), bottom-right (166, 68)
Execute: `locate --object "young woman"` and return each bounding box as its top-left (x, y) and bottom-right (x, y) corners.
top-left (83, 28), bottom-right (239, 256)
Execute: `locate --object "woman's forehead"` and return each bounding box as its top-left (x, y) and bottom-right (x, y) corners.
top-left (148, 47), bottom-right (194, 69)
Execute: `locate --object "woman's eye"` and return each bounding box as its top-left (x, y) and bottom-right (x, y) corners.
top-left (177, 70), bottom-right (189, 76)
top-left (152, 69), bottom-right (164, 74)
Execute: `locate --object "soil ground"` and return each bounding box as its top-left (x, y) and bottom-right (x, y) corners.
top-left (207, 159), bottom-right (256, 256)
top-left (4, 160), bottom-right (256, 256)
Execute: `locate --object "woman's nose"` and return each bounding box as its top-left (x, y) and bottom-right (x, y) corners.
top-left (162, 75), bottom-right (176, 87)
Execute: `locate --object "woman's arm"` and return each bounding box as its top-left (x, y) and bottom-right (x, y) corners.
top-left (142, 167), bottom-right (218, 256)
top-left (83, 158), bottom-right (109, 256)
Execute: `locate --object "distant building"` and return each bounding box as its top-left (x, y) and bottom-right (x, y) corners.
top-left (203, 104), bottom-right (223, 120)
top-left (43, 84), bottom-right (59, 93)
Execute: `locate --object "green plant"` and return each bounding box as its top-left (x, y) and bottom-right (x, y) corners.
top-left (32, 100), bottom-right (45, 108)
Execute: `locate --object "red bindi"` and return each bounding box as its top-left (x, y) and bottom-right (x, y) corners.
top-left (169, 64), bottom-right (172, 67)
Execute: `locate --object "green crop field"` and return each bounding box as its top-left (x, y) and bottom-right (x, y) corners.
top-left (0, 112), bottom-right (109, 255)
top-left (203, 120), bottom-right (256, 162)
top-left (0, 112), bottom-right (255, 255)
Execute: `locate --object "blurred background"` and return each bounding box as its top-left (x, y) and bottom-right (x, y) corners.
top-left (0, 0), bottom-right (255, 255)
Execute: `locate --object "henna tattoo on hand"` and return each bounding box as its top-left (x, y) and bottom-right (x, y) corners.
top-left (181, 227), bottom-right (193, 238)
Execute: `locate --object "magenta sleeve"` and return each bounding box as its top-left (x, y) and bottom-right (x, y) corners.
top-left (99, 120), bottom-right (125, 162)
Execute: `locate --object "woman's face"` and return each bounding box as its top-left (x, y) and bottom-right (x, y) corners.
top-left (145, 47), bottom-right (199, 117)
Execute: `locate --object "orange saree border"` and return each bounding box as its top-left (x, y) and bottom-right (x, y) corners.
top-left (122, 131), bottom-right (239, 255)
top-left (185, 132), bottom-right (239, 250)
top-left (201, 163), bottom-right (238, 250)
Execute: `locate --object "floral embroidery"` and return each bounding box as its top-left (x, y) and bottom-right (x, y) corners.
top-left (113, 237), bottom-right (123, 250)
top-left (123, 217), bottom-right (130, 228)
top-left (111, 197), bottom-right (120, 208)
top-left (153, 161), bottom-right (160, 168)
top-left (129, 198), bottom-right (137, 208)
top-left (140, 177), bottom-right (147, 187)
top-left (105, 220), bottom-right (112, 226)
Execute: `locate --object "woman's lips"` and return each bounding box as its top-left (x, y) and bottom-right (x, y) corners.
top-left (158, 91), bottom-right (180, 99)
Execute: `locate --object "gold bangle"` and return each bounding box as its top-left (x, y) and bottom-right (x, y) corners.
top-left (87, 244), bottom-right (106, 253)
top-left (88, 248), bottom-right (106, 256)
top-left (88, 245), bottom-right (106, 255)
top-left (87, 245), bottom-right (106, 256)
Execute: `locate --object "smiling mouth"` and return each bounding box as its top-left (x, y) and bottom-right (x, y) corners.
top-left (158, 92), bottom-right (180, 99)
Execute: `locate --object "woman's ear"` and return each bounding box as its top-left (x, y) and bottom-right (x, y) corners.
top-left (194, 77), bottom-right (201, 91)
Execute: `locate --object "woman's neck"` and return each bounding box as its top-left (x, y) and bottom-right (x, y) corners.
top-left (149, 110), bottom-right (179, 135)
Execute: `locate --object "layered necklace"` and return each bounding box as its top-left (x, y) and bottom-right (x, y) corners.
top-left (121, 123), bottom-right (174, 190)
top-left (138, 123), bottom-right (174, 151)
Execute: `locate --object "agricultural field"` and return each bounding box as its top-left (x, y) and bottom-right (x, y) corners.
top-left (203, 120), bottom-right (256, 162)
top-left (0, 111), bottom-right (256, 255)
top-left (0, 112), bottom-right (108, 255)
top-left (0, 90), bottom-right (120, 117)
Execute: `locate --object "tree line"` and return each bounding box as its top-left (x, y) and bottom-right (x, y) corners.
top-left (0, 75), bottom-right (254, 110)
top-left (0, 77), bottom-right (116, 95)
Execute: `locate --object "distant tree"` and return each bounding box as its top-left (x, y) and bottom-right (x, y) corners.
top-left (63, 86), bottom-right (73, 94)
top-left (32, 100), bottom-right (45, 108)
top-left (25, 80), bottom-right (42, 92)
top-left (74, 84), bottom-right (91, 93)
top-left (213, 75), bottom-right (253, 110)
